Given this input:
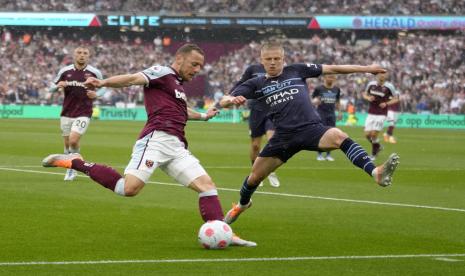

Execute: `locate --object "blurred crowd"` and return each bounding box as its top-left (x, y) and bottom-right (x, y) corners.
top-left (0, 29), bottom-right (464, 114)
top-left (206, 33), bottom-right (465, 114)
top-left (0, 30), bottom-right (171, 107)
top-left (1, 0), bottom-right (463, 15)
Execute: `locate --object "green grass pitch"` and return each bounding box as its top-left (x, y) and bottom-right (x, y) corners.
top-left (1, 119), bottom-right (465, 275)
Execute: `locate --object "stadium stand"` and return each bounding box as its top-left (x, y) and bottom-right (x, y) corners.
top-left (1, 0), bottom-right (463, 14)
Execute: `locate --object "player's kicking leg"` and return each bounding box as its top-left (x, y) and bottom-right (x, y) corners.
top-left (225, 157), bottom-right (282, 225)
top-left (43, 153), bottom-right (83, 168)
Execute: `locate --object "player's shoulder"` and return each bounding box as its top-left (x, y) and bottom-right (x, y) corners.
top-left (384, 81), bottom-right (398, 93)
top-left (143, 65), bottom-right (175, 79)
top-left (366, 80), bottom-right (378, 88)
top-left (56, 64), bottom-right (74, 75)
top-left (248, 64), bottom-right (265, 72)
top-left (85, 65), bottom-right (103, 79)
top-left (285, 63), bottom-right (321, 73)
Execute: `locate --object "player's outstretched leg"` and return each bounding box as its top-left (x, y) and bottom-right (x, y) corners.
top-left (43, 153), bottom-right (125, 193)
top-left (373, 153), bottom-right (400, 187)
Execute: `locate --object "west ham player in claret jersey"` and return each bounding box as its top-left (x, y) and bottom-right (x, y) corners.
top-left (384, 81), bottom-right (401, 144)
top-left (220, 41), bottom-right (400, 225)
top-left (49, 47), bottom-right (104, 181)
top-left (42, 44), bottom-right (256, 247)
top-left (232, 64), bottom-right (280, 188)
top-left (362, 72), bottom-right (400, 160)
top-left (312, 74), bottom-right (342, 161)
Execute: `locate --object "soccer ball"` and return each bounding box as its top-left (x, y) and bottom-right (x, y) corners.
top-left (198, 220), bottom-right (233, 249)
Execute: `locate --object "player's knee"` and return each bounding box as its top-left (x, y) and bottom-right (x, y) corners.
top-left (251, 143), bottom-right (261, 154)
top-left (124, 185), bottom-right (141, 197)
top-left (69, 140), bottom-right (79, 149)
top-left (123, 181), bottom-right (144, 197)
top-left (335, 130), bottom-right (349, 145)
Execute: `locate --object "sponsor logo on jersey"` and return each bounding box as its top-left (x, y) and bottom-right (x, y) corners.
top-left (175, 89), bottom-right (187, 101)
top-left (262, 80), bottom-right (292, 95)
top-left (266, 88), bottom-right (299, 107)
top-left (65, 81), bottom-right (86, 88)
top-left (370, 89), bottom-right (385, 97)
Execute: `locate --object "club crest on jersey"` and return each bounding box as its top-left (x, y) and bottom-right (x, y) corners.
top-left (175, 89), bottom-right (187, 101)
top-left (145, 160), bottom-right (154, 168)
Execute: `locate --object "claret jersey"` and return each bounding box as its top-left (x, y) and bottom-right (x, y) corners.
top-left (139, 65), bottom-right (189, 147)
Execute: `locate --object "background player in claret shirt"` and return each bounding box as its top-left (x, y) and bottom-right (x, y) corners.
top-left (220, 41), bottom-right (400, 225)
top-left (384, 87), bottom-right (401, 144)
top-left (232, 64), bottom-right (280, 188)
top-left (49, 46), bottom-right (104, 181)
top-left (311, 74), bottom-right (343, 161)
top-left (363, 72), bottom-right (400, 160)
top-left (42, 44), bottom-right (256, 247)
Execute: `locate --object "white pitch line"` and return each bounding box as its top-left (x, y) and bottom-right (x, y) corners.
top-left (1, 167), bottom-right (465, 213)
top-left (1, 165), bottom-right (464, 172)
top-left (0, 253), bottom-right (464, 266)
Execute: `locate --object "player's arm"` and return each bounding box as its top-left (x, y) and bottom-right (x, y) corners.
top-left (322, 64), bottom-right (386, 75)
top-left (362, 90), bottom-right (375, 102)
top-left (380, 94), bottom-right (400, 108)
top-left (187, 107), bottom-right (219, 121)
top-left (220, 78), bottom-right (257, 108)
top-left (380, 82), bottom-right (400, 108)
top-left (84, 73), bottom-right (147, 89)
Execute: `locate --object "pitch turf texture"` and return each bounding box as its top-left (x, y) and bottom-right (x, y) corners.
top-left (1, 119), bottom-right (464, 275)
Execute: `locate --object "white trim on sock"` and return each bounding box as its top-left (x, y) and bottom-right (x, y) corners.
top-left (198, 189), bottom-right (218, 198)
top-left (114, 178), bottom-right (126, 196)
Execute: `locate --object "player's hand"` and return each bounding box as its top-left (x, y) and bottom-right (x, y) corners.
top-left (84, 77), bottom-right (104, 89)
top-left (379, 102), bottom-right (387, 108)
top-left (86, 90), bottom-right (98, 99)
top-left (366, 95), bottom-right (375, 102)
top-left (367, 64), bottom-right (387, 75)
top-left (57, 81), bottom-right (67, 89)
top-left (230, 96), bottom-right (247, 106)
top-left (205, 107), bottom-right (219, 120)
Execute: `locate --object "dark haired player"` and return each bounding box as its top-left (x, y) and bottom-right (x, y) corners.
top-left (312, 74), bottom-right (342, 161)
top-left (220, 41), bottom-right (400, 225)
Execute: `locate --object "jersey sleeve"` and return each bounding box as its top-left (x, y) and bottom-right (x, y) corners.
top-left (385, 82), bottom-right (399, 96)
top-left (231, 66), bottom-right (254, 92)
top-left (140, 65), bottom-right (171, 87)
top-left (230, 78), bottom-right (260, 99)
top-left (292, 63), bottom-right (323, 79)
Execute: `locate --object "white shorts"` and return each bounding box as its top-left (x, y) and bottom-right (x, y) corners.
top-left (364, 114), bottom-right (387, 132)
top-left (124, 131), bottom-right (207, 186)
top-left (60, 116), bottom-right (91, 136)
top-left (386, 110), bottom-right (399, 126)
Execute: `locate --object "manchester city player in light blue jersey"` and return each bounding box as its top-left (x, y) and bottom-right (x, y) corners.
top-left (220, 41), bottom-right (400, 225)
